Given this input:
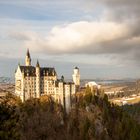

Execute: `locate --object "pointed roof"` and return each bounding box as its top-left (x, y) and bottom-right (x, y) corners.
top-left (26, 49), bottom-right (30, 58)
top-left (61, 75), bottom-right (64, 82)
top-left (36, 60), bottom-right (40, 67)
top-left (75, 66), bottom-right (79, 69)
top-left (18, 65), bottom-right (56, 77)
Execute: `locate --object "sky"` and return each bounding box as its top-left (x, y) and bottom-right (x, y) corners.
top-left (0, 0), bottom-right (140, 79)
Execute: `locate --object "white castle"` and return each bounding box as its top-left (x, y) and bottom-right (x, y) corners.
top-left (15, 49), bottom-right (80, 112)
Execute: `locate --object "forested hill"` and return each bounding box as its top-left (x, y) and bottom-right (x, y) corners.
top-left (0, 92), bottom-right (140, 140)
top-left (122, 102), bottom-right (140, 124)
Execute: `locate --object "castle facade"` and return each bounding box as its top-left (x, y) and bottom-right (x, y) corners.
top-left (15, 50), bottom-right (80, 112)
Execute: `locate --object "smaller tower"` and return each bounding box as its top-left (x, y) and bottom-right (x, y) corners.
top-left (36, 60), bottom-right (41, 98)
top-left (61, 75), bottom-right (64, 82)
top-left (72, 67), bottom-right (80, 91)
top-left (25, 49), bottom-right (31, 66)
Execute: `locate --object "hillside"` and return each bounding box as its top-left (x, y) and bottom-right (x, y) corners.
top-left (0, 90), bottom-right (140, 140)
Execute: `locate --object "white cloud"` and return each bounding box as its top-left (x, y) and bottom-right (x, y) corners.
top-left (18, 21), bottom-right (130, 55)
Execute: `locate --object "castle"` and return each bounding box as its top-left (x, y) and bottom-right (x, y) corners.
top-left (15, 49), bottom-right (80, 112)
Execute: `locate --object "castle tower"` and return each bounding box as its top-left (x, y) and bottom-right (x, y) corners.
top-left (25, 49), bottom-right (31, 66)
top-left (72, 67), bottom-right (80, 91)
top-left (36, 60), bottom-right (41, 98)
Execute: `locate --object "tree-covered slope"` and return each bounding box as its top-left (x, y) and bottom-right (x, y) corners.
top-left (0, 92), bottom-right (140, 140)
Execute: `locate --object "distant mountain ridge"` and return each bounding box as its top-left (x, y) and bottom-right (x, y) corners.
top-left (0, 77), bottom-right (137, 85)
top-left (0, 77), bottom-right (14, 84)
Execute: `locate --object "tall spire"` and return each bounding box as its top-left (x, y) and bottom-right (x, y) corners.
top-left (25, 49), bottom-right (31, 66)
top-left (26, 49), bottom-right (30, 58)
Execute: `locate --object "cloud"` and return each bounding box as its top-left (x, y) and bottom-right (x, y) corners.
top-left (4, 0), bottom-right (140, 65)
top-left (8, 21), bottom-right (138, 56)
top-left (1, 0), bottom-right (140, 22)
top-left (100, 0), bottom-right (140, 21)
top-left (8, 31), bottom-right (39, 41)
top-left (1, 0), bottom-right (140, 78)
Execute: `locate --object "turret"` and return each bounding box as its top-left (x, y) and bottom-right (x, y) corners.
top-left (72, 67), bottom-right (80, 91)
top-left (36, 60), bottom-right (41, 98)
top-left (72, 67), bottom-right (80, 86)
top-left (25, 49), bottom-right (31, 66)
